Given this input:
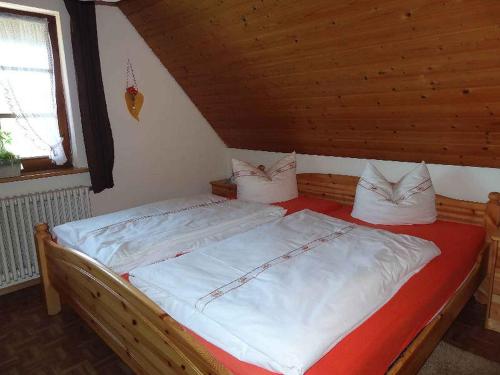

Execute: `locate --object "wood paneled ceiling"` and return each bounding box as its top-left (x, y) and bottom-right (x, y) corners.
top-left (119, 0), bottom-right (500, 168)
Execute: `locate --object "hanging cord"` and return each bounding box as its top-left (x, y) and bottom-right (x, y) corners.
top-left (126, 59), bottom-right (137, 90)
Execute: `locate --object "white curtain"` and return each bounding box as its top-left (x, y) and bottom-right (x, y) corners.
top-left (0, 13), bottom-right (67, 165)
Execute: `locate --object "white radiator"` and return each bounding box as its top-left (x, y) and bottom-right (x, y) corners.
top-left (0, 186), bottom-right (92, 290)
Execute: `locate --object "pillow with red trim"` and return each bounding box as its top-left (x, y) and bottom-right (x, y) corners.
top-left (273, 195), bottom-right (343, 215)
top-left (232, 152), bottom-right (298, 204)
top-left (351, 162), bottom-right (437, 225)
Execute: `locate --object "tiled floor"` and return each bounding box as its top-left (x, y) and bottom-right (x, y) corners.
top-left (0, 285), bottom-right (132, 375)
top-left (1, 286), bottom-right (499, 374)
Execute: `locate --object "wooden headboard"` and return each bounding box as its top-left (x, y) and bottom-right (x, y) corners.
top-left (211, 173), bottom-right (500, 231)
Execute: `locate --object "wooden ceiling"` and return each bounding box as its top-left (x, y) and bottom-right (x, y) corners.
top-left (119, 0), bottom-right (500, 168)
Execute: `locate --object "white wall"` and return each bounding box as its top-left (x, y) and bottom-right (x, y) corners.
top-left (0, 1), bottom-right (228, 215)
top-left (229, 149), bottom-right (500, 203)
top-left (91, 6), bottom-right (227, 214)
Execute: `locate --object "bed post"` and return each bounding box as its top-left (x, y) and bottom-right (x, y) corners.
top-left (486, 192), bottom-right (500, 236)
top-left (35, 223), bottom-right (61, 315)
top-left (476, 192), bottom-right (500, 304)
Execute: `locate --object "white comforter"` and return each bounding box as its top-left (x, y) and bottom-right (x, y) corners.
top-left (130, 210), bottom-right (440, 375)
top-left (53, 194), bottom-right (285, 273)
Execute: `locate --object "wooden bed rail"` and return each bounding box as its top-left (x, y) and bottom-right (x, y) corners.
top-left (297, 174), bottom-right (500, 229)
top-left (212, 174), bottom-right (500, 229)
top-left (34, 224), bottom-right (230, 375)
top-left (212, 173), bottom-right (500, 231)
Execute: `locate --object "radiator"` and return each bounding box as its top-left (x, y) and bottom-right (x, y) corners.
top-left (0, 186), bottom-right (92, 290)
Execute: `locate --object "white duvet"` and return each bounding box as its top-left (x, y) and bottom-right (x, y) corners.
top-left (130, 210), bottom-right (440, 375)
top-left (53, 194), bottom-right (285, 273)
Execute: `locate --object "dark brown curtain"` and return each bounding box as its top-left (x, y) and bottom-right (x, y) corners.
top-left (64, 0), bottom-right (114, 193)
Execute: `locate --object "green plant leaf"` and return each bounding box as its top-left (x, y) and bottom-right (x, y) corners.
top-left (0, 129), bottom-right (18, 160)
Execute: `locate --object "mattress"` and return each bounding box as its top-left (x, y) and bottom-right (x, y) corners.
top-left (177, 201), bottom-right (486, 375)
top-left (53, 194), bottom-right (285, 274)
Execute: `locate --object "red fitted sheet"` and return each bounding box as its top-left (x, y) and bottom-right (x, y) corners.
top-left (123, 199), bottom-right (485, 375)
top-left (273, 195), bottom-right (342, 215)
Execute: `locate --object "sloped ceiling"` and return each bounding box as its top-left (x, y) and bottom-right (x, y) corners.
top-left (119, 0), bottom-right (500, 168)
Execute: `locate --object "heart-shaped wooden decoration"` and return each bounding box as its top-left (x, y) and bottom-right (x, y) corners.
top-left (125, 91), bottom-right (144, 121)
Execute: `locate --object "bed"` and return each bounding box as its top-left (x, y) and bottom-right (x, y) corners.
top-left (34, 173), bottom-right (500, 375)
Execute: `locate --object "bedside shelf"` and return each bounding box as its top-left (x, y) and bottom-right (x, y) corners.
top-left (210, 179), bottom-right (236, 198)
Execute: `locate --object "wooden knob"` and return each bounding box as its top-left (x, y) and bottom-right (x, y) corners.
top-left (489, 192), bottom-right (500, 202)
top-left (35, 223), bottom-right (49, 233)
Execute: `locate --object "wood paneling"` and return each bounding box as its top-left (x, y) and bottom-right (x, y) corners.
top-left (119, 0), bottom-right (500, 168)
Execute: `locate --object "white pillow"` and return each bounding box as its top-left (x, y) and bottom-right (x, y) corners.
top-left (351, 162), bottom-right (437, 225)
top-left (232, 152), bottom-right (298, 204)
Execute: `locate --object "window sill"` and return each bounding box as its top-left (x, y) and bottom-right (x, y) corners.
top-left (0, 167), bottom-right (89, 184)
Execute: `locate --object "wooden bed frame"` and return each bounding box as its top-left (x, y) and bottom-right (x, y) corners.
top-left (35, 173), bottom-right (500, 375)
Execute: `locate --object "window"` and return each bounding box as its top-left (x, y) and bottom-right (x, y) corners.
top-left (0, 7), bottom-right (71, 173)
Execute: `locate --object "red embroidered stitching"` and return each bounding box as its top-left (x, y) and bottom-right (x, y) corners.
top-left (88, 199), bottom-right (227, 235)
top-left (269, 161), bottom-right (296, 178)
top-left (358, 178), bottom-right (392, 200)
top-left (194, 224), bottom-right (355, 311)
top-left (393, 178), bottom-right (432, 203)
top-left (358, 177), bottom-right (432, 204)
top-left (233, 161), bottom-right (296, 181)
top-left (232, 170), bottom-right (266, 179)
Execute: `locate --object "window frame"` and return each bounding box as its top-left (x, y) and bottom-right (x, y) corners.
top-left (0, 6), bottom-right (72, 172)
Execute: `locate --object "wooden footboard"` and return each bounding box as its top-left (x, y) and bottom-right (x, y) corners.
top-left (34, 224), bottom-right (230, 375)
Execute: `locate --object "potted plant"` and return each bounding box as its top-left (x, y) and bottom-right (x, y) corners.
top-left (0, 129), bottom-right (22, 178)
